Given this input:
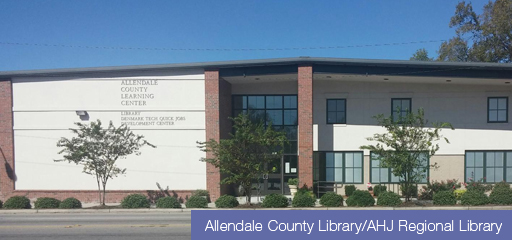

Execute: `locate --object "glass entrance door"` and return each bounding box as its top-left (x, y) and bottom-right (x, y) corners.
top-left (251, 155), bottom-right (298, 196)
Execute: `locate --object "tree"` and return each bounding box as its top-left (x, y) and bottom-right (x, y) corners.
top-left (197, 113), bottom-right (288, 204)
top-left (437, 0), bottom-right (512, 62)
top-left (360, 108), bottom-right (453, 202)
top-left (55, 120), bottom-right (155, 205)
top-left (410, 48), bottom-right (434, 61)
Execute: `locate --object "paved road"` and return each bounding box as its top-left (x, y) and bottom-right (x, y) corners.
top-left (0, 212), bottom-right (191, 240)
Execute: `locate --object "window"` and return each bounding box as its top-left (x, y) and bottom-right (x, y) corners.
top-left (391, 98), bottom-right (411, 122)
top-left (232, 95), bottom-right (298, 154)
top-left (370, 152), bottom-right (429, 183)
top-left (465, 151), bottom-right (512, 183)
top-left (488, 97), bottom-right (508, 123)
top-left (326, 99), bottom-right (346, 124)
top-left (313, 152), bottom-right (363, 183)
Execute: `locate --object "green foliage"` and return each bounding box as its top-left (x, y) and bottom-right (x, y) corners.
top-left (433, 191), bottom-right (456, 205)
top-left (56, 120), bottom-right (155, 205)
top-left (34, 197), bottom-right (61, 209)
top-left (0, 200), bottom-right (2, 208)
top-left (198, 113), bottom-right (288, 204)
top-left (438, 0), bottom-right (512, 63)
top-left (319, 192), bottom-right (343, 207)
top-left (287, 178), bottom-right (299, 186)
top-left (461, 190), bottom-right (489, 206)
top-left (261, 194), bottom-right (289, 208)
top-left (410, 48), bottom-right (433, 61)
top-left (185, 195), bottom-right (208, 208)
top-left (215, 195), bottom-right (239, 208)
top-left (463, 178), bottom-right (493, 192)
top-left (292, 192), bottom-right (316, 207)
top-left (346, 190), bottom-right (375, 207)
top-left (419, 179), bottom-right (461, 200)
top-left (192, 190), bottom-right (209, 197)
top-left (454, 189), bottom-right (467, 200)
top-left (156, 197), bottom-right (181, 208)
top-left (361, 108), bottom-right (452, 202)
top-left (59, 198), bottom-right (82, 209)
top-left (493, 181), bottom-right (510, 190)
top-left (373, 185), bottom-right (387, 196)
top-left (400, 184), bottom-right (418, 198)
top-left (377, 192), bottom-right (402, 207)
top-left (3, 196), bottom-right (31, 209)
top-left (121, 194), bottom-right (150, 208)
top-left (344, 185), bottom-right (356, 197)
top-left (489, 187), bottom-right (512, 205)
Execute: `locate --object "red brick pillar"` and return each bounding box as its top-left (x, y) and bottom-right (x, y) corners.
top-left (204, 70), bottom-right (232, 201)
top-left (298, 65), bottom-right (313, 189)
top-left (0, 79), bottom-right (15, 199)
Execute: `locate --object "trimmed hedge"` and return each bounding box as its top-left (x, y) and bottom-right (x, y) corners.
top-left (121, 194), bottom-right (150, 208)
top-left (489, 187), bottom-right (512, 205)
top-left (34, 197), bottom-right (61, 209)
top-left (377, 192), bottom-right (402, 207)
top-left (373, 185), bottom-right (387, 197)
top-left (59, 198), bottom-right (82, 209)
top-left (346, 190), bottom-right (375, 207)
top-left (344, 185), bottom-right (356, 197)
top-left (215, 195), bottom-right (239, 208)
top-left (3, 196), bottom-right (31, 209)
top-left (262, 194), bottom-right (289, 208)
top-left (461, 190), bottom-right (488, 206)
top-left (156, 197), bottom-right (181, 208)
top-left (400, 184), bottom-right (418, 198)
top-left (292, 192), bottom-right (316, 207)
top-left (493, 182), bottom-right (511, 190)
top-left (319, 192), bottom-right (343, 207)
top-left (433, 191), bottom-right (456, 205)
top-left (186, 195), bottom-right (208, 208)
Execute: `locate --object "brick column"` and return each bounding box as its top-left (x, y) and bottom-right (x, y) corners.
top-left (0, 79), bottom-right (15, 199)
top-left (205, 70), bottom-right (232, 201)
top-left (298, 65), bottom-right (313, 189)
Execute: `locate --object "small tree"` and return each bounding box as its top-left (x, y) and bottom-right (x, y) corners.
top-left (197, 113), bottom-right (288, 204)
top-left (360, 108), bottom-right (453, 202)
top-left (56, 120), bottom-right (155, 205)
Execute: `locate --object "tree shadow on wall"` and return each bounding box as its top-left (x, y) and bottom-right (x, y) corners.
top-left (0, 146), bottom-right (16, 181)
top-left (147, 182), bottom-right (185, 203)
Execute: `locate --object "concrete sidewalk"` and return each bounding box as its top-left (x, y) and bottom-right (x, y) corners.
top-left (1, 205), bottom-right (512, 214)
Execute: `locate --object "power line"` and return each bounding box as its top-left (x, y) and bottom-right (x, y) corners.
top-left (0, 39), bottom-right (446, 52)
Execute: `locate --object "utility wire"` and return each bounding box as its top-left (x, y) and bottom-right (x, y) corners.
top-left (0, 39), bottom-right (446, 52)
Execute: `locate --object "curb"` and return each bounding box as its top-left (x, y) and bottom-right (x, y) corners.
top-left (1, 206), bottom-right (512, 214)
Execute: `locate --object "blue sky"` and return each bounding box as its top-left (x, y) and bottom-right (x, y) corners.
top-left (0, 0), bottom-right (487, 71)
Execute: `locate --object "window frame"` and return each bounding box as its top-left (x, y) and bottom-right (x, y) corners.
top-left (465, 150), bottom-right (512, 183)
top-left (487, 97), bottom-right (508, 123)
top-left (391, 98), bottom-right (412, 122)
top-left (326, 99), bottom-right (347, 124)
top-left (369, 151), bottom-right (430, 184)
top-left (313, 151), bottom-right (364, 184)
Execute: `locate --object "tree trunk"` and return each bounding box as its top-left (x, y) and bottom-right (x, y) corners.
top-left (102, 182), bottom-right (107, 206)
top-left (244, 184), bottom-right (252, 205)
top-left (96, 178), bottom-right (102, 205)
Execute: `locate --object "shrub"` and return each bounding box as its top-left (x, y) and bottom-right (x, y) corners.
top-left (192, 190), bottom-right (210, 202)
top-left (215, 195), bottom-right (239, 208)
top-left (463, 178), bottom-right (492, 192)
top-left (287, 178), bottom-right (299, 186)
top-left (59, 198), bottom-right (82, 209)
top-left (461, 190), bottom-right (488, 206)
top-left (346, 190), bottom-right (375, 207)
top-left (377, 191), bottom-right (402, 206)
top-left (292, 192), bottom-right (316, 207)
top-left (489, 187), bottom-right (512, 205)
top-left (344, 185), bottom-right (356, 197)
top-left (453, 189), bottom-right (466, 200)
top-left (261, 194), bottom-right (289, 208)
top-left (493, 181), bottom-right (510, 190)
top-left (185, 195), bottom-right (208, 208)
top-left (121, 194), bottom-right (150, 208)
top-left (156, 197), bottom-right (181, 208)
top-left (373, 185), bottom-right (387, 196)
top-left (34, 197), bottom-right (61, 209)
top-left (3, 196), bottom-right (31, 209)
top-left (433, 191), bottom-right (456, 205)
top-left (0, 200), bottom-right (2, 208)
top-left (319, 192), bottom-right (343, 207)
top-left (419, 179), bottom-right (461, 200)
top-left (400, 184), bottom-right (418, 198)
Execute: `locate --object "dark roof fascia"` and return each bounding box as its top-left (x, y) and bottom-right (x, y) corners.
top-left (0, 57), bottom-right (511, 78)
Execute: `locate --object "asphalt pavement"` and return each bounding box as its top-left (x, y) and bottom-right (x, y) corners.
top-left (0, 212), bottom-right (191, 240)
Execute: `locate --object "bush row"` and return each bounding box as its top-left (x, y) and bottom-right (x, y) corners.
top-left (1, 196), bottom-right (82, 209)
